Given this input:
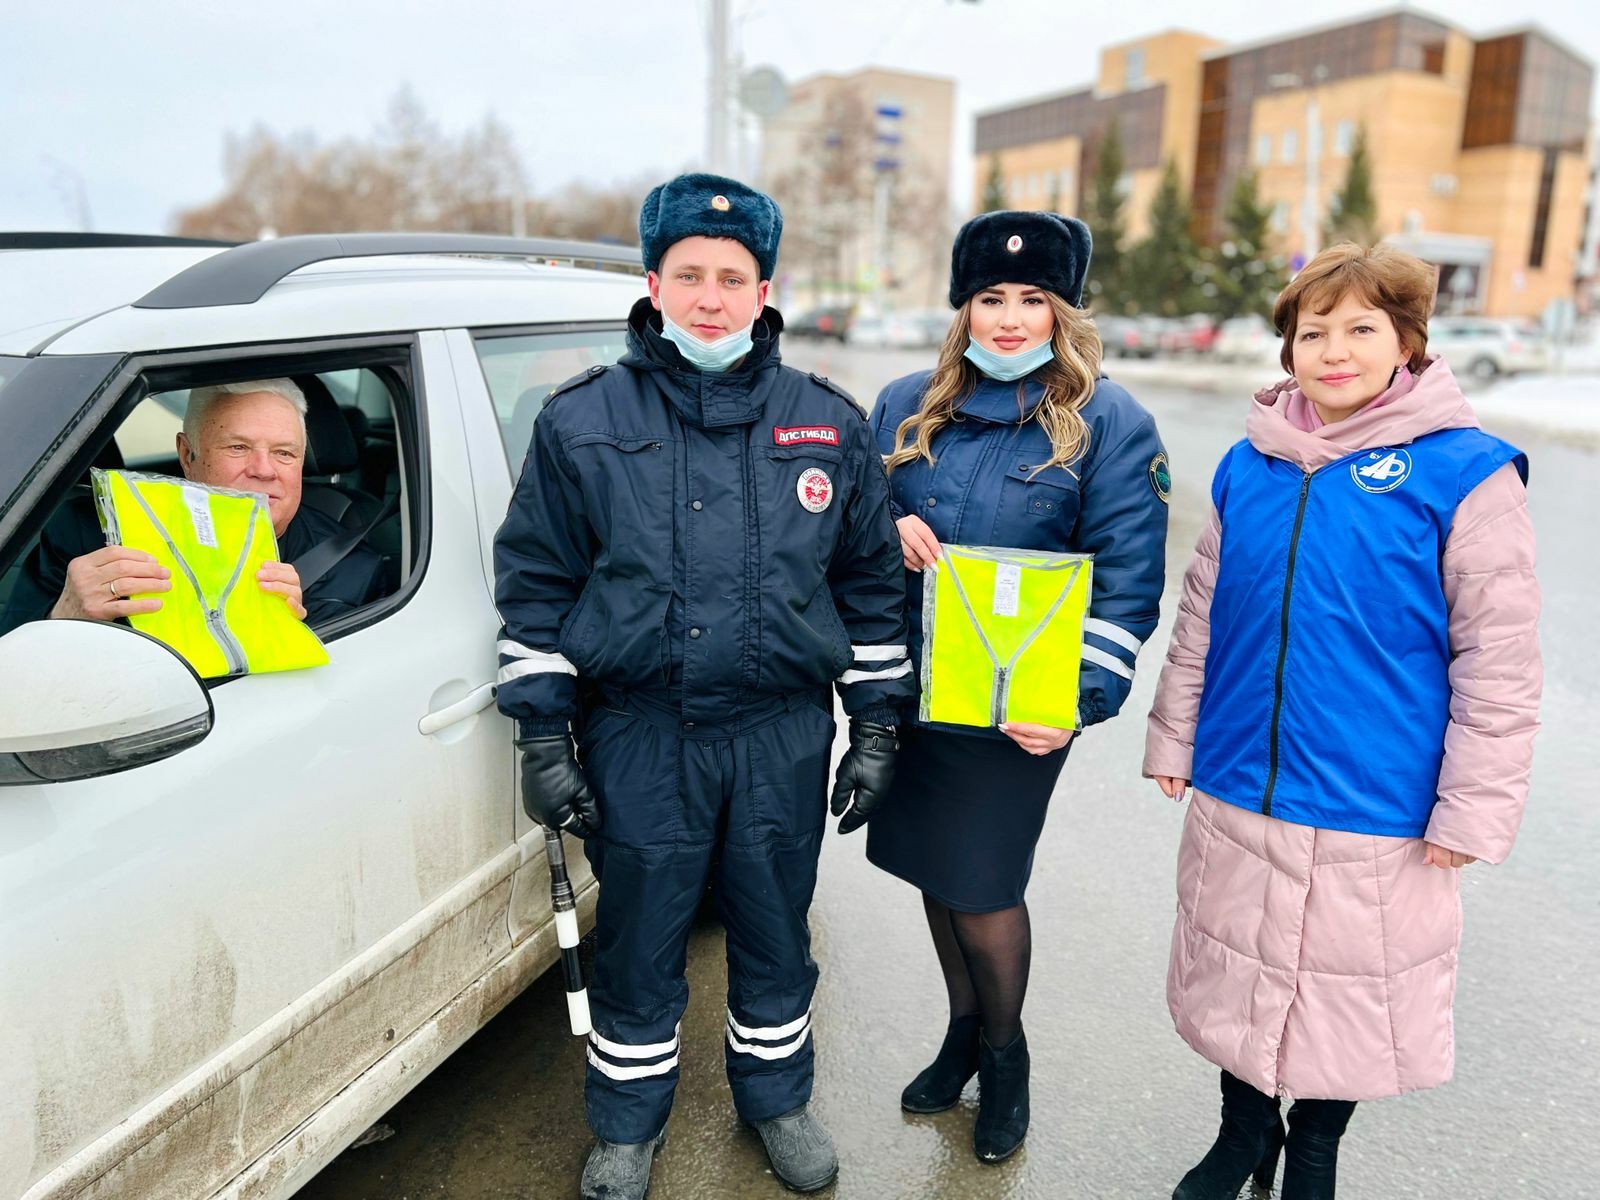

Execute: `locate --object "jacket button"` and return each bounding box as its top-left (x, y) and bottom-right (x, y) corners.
top-left (1019, 464), bottom-right (1031, 471)
top-left (692, 500), bottom-right (703, 511)
top-left (683, 721), bottom-right (696, 731)
top-left (690, 627), bottom-right (702, 639)
top-left (927, 497), bottom-right (938, 507)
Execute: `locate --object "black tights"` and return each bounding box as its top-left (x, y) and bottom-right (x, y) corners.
top-left (923, 893), bottom-right (1031, 1046)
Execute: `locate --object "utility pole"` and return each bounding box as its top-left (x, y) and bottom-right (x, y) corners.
top-left (1269, 66), bottom-right (1327, 267)
top-left (707, 0), bottom-right (732, 174)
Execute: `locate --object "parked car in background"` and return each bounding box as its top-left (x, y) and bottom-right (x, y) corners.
top-left (1427, 317), bottom-right (1548, 382)
top-left (847, 310), bottom-right (945, 350)
top-left (0, 231), bottom-right (629, 1200)
top-left (1158, 313), bottom-right (1220, 356)
top-left (1095, 314), bottom-right (1162, 359)
top-left (1212, 313), bottom-right (1280, 365)
top-left (787, 304), bottom-right (854, 341)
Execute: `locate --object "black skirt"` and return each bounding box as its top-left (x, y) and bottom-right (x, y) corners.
top-left (865, 725), bottom-right (1071, 912)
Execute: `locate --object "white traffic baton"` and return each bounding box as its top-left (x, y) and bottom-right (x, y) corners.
top-left (544, 827), bottom-right (592, 1036)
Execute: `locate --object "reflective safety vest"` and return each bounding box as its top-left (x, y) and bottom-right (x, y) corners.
top-left (92, 469), bottom-right (329, 678)
top-left (920, 544), bottom-right (1091, 729)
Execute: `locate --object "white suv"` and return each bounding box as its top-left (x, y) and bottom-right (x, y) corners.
top-left (0, 233), bottom-right (645, 1200)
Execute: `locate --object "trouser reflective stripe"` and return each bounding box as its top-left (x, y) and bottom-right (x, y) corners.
top-left (577, 696), bottom-right (834, 1143)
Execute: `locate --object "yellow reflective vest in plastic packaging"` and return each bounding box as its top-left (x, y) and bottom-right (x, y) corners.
top-left (92, 469), bottom-right (329, 678)
top-left (919, 543), bottom-right (1091, 729)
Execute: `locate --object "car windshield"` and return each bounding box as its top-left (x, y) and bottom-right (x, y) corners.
top-left (0, 355), bottom-right (22, 396)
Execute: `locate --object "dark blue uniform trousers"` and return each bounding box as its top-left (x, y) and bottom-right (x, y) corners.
top-left (578, 691), bottom-right (835, 1144)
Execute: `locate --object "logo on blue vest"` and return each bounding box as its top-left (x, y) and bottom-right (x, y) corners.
top-left (1351, 449), bottom-right (1413, 493)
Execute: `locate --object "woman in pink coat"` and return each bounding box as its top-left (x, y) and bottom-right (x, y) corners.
top-left (1144, 243), bottom-right (1541, 1199)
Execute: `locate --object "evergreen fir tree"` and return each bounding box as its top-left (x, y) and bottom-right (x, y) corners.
top-left (982, 154), bottom-right (1007, 212)
top-left (1325, 123), bottom-right (1378, 246)
top-left (1207, 169), bottom-right (1288, 319)
top-left (1127, 158), bottom-right (1203, 316)
top-left (1083, 120), bottom-right (1127, 312)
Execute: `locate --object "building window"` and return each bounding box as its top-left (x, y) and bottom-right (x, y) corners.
top-left (1271, 201), bottom-right (1290, 233)
top-left (1127, 48), bottom-right (1146, 88)
top-left (1334, 120), bottom-right (1355, 156)
top-left (1281, 130), bottom-right (1298, 163)
top-left (1529, 147), bottom-right (1558, 269)
top-left (1256, 133), bottom-right (1273, 166)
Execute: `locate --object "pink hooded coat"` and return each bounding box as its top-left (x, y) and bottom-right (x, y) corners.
top-left (1144, 358), bottom-right (1542, 1101)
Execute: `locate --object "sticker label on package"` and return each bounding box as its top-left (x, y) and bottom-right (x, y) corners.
top-left (182, 486), bottom-right (219, 548)
top-left (992, 563), bottom-right (1021, 618)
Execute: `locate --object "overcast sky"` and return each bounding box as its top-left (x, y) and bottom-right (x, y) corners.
top-left (3, 0), bottom-right (1594, 234)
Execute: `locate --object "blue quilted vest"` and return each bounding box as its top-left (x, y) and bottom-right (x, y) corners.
top-left (1192, 427), bottom-right (1525, 837)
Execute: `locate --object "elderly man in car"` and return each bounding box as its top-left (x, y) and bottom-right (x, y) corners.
top-left (0, 379), bottom-right (383, 634)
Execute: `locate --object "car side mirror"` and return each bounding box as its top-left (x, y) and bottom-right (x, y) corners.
top-left (0, 619), bottom-right (213, 785)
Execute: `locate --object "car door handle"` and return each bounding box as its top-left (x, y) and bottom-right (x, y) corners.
top-left (418, 682), bottom-right (497, 735)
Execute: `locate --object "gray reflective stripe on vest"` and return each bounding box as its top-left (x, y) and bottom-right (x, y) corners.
top-left (124, 484), bottom-right (255, 675)
top-left (940, 554), bottom-right (1084, 725)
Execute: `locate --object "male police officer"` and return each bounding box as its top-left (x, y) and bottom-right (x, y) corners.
top-left (493, 174), bottom-right (913, 1198)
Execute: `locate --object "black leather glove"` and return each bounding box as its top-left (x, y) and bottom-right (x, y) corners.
top-left (517, 733), bottom-right (602, 838)
top-left (829, 719), bottom-right (899, 835)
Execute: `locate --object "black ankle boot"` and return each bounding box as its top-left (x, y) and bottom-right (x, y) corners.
top-left (1173, 1071), bottom-right (1285, 1200)
top-left (1280, 1098), bottom-right (1356, 1200)
top-left (901, 1013), bottom-right (981, 1113)
top-left (973, 1029), bottom-right (1029, 1163)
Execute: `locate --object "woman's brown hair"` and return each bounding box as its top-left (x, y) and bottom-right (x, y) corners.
top-left (1272, 242), bottom-right (1436, 374)
top-left (883, 292), bottom-right (1102, 479)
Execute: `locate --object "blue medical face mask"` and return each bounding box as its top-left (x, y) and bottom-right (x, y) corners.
top-left (660, 309), bottom-right (758, 373)
top-left (963, 335), bottom-right (1054, 381)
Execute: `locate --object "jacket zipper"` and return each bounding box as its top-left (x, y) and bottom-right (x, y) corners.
top-left (1262, 469), bottom-right (1312, 817)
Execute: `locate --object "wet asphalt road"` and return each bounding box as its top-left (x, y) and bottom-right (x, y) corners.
top-left (300, 345), bottom-right (1599, 1199)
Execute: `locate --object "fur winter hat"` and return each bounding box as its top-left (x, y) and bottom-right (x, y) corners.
top-left (948, 210), bottom-right (1092, 308)
top-left (638, 173), bottom-right (783, 281)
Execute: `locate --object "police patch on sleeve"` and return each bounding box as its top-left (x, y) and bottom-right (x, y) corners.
top-left (1148, 452), bottom-right (1172, 504)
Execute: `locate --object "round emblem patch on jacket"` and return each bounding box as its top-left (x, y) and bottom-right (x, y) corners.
top-left (1148, 452), bottom-right (1171, 504)
top-left (797, 467), bottom-right (833, 513)
top-left (1351, 449), bottom-right (1412, 493)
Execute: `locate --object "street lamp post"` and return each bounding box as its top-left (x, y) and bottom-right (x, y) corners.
top-left (1268, 67), bottom-right (1328, 267)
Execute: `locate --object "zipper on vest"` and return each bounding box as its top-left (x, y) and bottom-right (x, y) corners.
top-left (206, 607), bottom-right (249, 675)
top-left (1262, 470), bottom-right (1312, 817)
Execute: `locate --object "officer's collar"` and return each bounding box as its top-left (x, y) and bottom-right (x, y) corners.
top-left (956, 375), bottom-right (1046, 425)
top-left (624, 297), bottom-right (784, 429)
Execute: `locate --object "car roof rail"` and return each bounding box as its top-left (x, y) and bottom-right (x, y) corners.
top-left (1, 232), bottom-right (239, 250)
top-left (131, 232), bottom-right (646, 310)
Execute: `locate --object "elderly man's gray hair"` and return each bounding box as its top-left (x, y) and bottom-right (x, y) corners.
top-left (183, 379), bottom-right (309, 452)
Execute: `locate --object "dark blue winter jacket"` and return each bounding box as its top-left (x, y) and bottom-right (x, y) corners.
top-left (870, 369), bottom-right (1168, 735)
top-left (494, 299), bottom-right (914, 736)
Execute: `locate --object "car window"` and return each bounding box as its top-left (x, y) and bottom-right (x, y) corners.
top-left (472, 329), bottom-right (629, 471)
top-left (0, 356), bottom-right (421, 643)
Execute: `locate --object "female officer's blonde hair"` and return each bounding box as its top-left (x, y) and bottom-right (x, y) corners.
top-left (883, 293), bottom-right (1101, 478)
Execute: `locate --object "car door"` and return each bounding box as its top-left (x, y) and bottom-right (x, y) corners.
top-left (442, 323), bottom-right (629, 942)
top-left (0, 332), bottom-right (516, 1200)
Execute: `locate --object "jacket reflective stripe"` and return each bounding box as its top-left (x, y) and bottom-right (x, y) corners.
top-left (839, 660), bottom-right (913, 685)
top-left (1083, 618), bottom-right (1143, 654)
top-left (1081, 644), bottom-right (1134, 679)
top-left (850, 644), bottom-right (907, 662)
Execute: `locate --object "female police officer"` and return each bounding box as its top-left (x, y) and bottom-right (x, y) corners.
top-left (493, 174), bottom-right (914, 1200)
top-left (864, 211), bottom-right (1168, 1163)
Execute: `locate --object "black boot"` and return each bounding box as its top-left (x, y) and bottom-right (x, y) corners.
top-left (973, 1029), bottom-right (1029, 1163)
top-left (1173, 1071), bottom-right (1285, 1200)
top-left (901, 1013), bottom-right (981, 1113)
top-left (1279, 1098), bottom-right (1357, 1200)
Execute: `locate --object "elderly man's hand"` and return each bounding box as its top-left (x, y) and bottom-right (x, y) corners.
top-left (51, 546), bottom-right (171, 621)
top-left (256, 561), bottom-right (306, 621)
